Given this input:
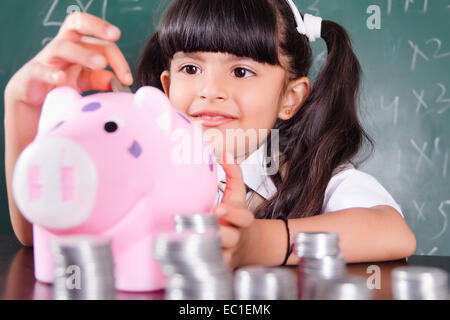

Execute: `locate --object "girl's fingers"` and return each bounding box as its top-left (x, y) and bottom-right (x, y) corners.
top-left (77, 69), bottom-right (115, 92)
top-left (28, 61), bottom-right (66, 85)
top-left (221, 152), bottom-right (247, 207)
top-left (58, 12), bottom-right (121, 43)
top-left (214, 203), bottom-right (255, 228)
top-left (81, 37), bottom-right (133, 86)
top-left (221, 248), bottom-right (232, 268)
top-left (11, 62), bottom-right (66, 106)
top-left (48, 39), bottom-right (107, 70)
top-left (218, 225), bottom-right (240, 249)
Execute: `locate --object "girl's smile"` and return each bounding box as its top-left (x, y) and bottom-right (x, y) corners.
top-left (190, 109), bottom-right (238, 128)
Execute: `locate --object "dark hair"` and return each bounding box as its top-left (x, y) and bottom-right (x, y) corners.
top-left (136, 0), bottom-right (373, 219)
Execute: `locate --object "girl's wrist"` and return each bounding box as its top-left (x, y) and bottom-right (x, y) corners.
top-left (233, 217), bottom-right (261, 268)
top-left (237, 218), bottom-right (290, 267)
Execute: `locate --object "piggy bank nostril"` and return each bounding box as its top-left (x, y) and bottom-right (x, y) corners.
top-left (104, 121), bottom-right (118, 133)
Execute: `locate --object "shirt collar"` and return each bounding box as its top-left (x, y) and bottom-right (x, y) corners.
top-left (217, 143), bottom-right (277, 200)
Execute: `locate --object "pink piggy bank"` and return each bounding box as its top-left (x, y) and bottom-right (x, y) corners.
top-left (12, 86), bottom-right (218, 292)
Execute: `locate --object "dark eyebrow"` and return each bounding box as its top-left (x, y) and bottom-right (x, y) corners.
top-left (173, 52), bottom-right (254, 63)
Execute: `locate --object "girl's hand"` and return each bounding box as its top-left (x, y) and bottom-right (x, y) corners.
top-left (5, 12), bottom-right (132, 108)
top-left (213, 153), bottom-right (255, 269)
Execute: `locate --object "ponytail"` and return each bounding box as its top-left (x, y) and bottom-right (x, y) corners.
top-left (256, 18), bottom-right (373, 219)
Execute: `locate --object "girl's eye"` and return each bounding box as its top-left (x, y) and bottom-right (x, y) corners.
top-left (233, 67), bottom-right (255, 79)
top-left (180, 65), bottom-right (255, 78)
top-left (181, 65), bottom-right (200, 75)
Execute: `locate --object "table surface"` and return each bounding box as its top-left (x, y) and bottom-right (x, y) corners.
top-left (1, 234), bottom-right (449, 300)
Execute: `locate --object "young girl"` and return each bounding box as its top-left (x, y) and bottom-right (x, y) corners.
top-left (4, 0), bottom-right (416, 268)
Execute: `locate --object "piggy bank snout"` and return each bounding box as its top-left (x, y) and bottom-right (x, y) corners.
top-left (12, 137), bottom-right (98, 230)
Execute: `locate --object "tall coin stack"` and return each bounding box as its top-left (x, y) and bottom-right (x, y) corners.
top-left (51, 235), bottom-right (116, 300)
top-left (174, 214), bottom-right (220, 233)
top-left (234, 266), bottom-right (298, 300)
top-left (392, 266), bottom-right (449, 300)
top-left (294, 232), bottom-right (348, 300)
top-left (155, 214), bottom-right (233, 300)
top-left (314, 276), bottom-right (373, 300)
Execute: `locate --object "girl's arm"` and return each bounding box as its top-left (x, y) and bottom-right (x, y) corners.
top-left (239, 205), bottom-right (416, 266)
top-left (4, 13), bottom-right (132, 246)
top-left (215, 156), bottom-right (416, 268)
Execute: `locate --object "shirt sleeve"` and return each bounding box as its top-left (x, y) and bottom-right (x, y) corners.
top-left (322, 165), bottom-right (404, 218)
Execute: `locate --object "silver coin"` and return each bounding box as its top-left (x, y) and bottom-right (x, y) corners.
top-left (51, 235), bottom-right (116, 300)
top-left (298, 254), bottom-right (347, 300)
top-left (294, 232), bottom-right (340, 259)
top-left (154, 231), bottom-right (222, 263)
top-left (234, 266), bottom-right (298, 300)
top-left (392, 266), bottom-right (449, 300)
top-left (314, 276), bottom-right (373, 300)
top-left (162, 260), bottom-right (230, 278)
top-left (174, 214), bottom-right (219, 233)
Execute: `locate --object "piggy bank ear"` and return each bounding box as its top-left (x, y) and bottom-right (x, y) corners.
top-left (134, 86), bottom-right (172, 132)
top-left (38, 87), bottom-right (81, 135)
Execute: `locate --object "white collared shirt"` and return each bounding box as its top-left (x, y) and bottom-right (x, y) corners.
top-left (214, 143), bottom-right (404, 218)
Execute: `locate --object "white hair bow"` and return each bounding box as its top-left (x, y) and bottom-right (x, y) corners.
top-left (285, 0), bottom-right (323, 42)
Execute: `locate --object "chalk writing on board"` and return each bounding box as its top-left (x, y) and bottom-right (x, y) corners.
top-left (431, 200), bottom-right (450, 240)
top-left (413, 200), bottom-right (426, 221)
top-left (42, 0), bottom-right (109, 45)
top-left (408, 41), bottom-right (429, 71)
top-left (380, 96), bottom-right (399, 126)
top-left (404, 0), bottom-right (428, 13)
top-left (119, 0), bottom-right (143, 13)
top-left (426, 39), bottom-right (450, 59)
top-left (417, 246), bottom-right (439, 256)
top-left (386, 0), bottom-right (430, 15)
top-left (410, 137), bottom-right (448, 178)
top-left (444, 152), bottom-right (448, 178)
top-left (410, 139), bottom-right (433, 173)
top-left (409, 38), bottom-right (450, 71)
top-left (413, 89), bottom-right (429, 115)
top-left (433, 137), bottom-right (441, 155)
top-left (299, 0), bottom-right (320, 16)
top-left (412, 84), bottom-right (450, 117)
top-left (43, 0), bottom-right (62, 27)
top-left (436, 83), bottom-right (450, 114)
top-left (312, 50), bottom-right (327, 74)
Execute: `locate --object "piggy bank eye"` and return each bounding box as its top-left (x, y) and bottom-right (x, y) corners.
top-left (104, 115), bottom-right (124, 133)
top-left (104, 121), bottom-right (118, 133)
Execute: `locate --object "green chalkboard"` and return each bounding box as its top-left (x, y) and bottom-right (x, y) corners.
top-left (0, 0), bottom-right (449, 256)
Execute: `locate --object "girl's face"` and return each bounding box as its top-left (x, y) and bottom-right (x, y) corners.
top-left (160, 51), bottom-right (305, 163)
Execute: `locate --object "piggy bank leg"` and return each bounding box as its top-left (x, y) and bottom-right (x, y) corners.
top-left (113, 234), bottom-right (166, 292)
top-left (32, 225), bottom-right (56, 284)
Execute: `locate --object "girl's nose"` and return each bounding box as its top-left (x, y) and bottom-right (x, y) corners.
top-left (197, 72), bottom-right (228, 102)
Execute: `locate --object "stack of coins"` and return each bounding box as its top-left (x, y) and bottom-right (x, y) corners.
top-left (392, 266), bottom-right (449, 300)
top-left (154, 230), bottom-right (233, 300)
top-left (51, 235), bottom-right (116, 300)
top-left (314, 276), bottom-right (373, 300)
top-left (294, 232), bottom-right (348, 300)
top-left (234, 266), bottom-right (298, 300)
top-left (174, 214), bottom-right (219, 233)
